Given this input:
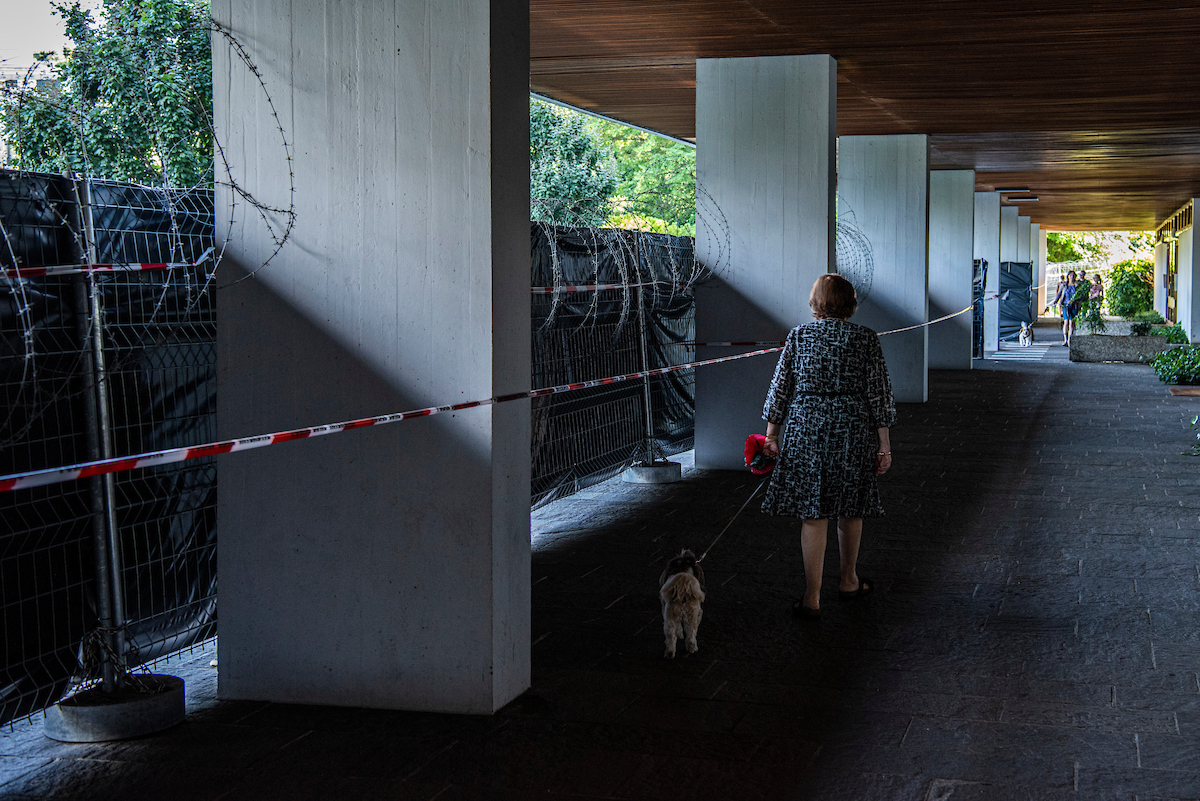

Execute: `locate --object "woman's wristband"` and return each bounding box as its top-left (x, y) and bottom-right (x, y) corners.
top-left (877, 451), bottom-right (891, 456)
top-left (764, 435), bottom-right (778, 443)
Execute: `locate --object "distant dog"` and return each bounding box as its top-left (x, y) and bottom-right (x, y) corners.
top-left (1018, 321), bottom-right (1035, 347)
top-left (659, 549), bottom-right (706, 658)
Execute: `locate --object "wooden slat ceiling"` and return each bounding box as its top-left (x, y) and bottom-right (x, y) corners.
top-left (530, 1), bottom-right (1200, 230)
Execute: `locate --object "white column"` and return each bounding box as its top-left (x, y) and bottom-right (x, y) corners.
top-left (837, 134), bottom-right (929, 402)
top-left (695, 54), bottom-right (837, 469)
top-left (1017, 216), bottom-right (1031, 262)
top-left (974, 192), bottom-right (1001, 352)
top-left (928, 170), bottom-right (974, 369)
top-left (212, 0), bottom-right (531, 713)
top-left (1180, 216), bottom-right (1199, 342)
top-left (1033, 224), bottom-right (1044, 314)
top-left (1000, 206), bottom-right (1019, 262)
top-left (1155, 241), bottom-right (1168, 319)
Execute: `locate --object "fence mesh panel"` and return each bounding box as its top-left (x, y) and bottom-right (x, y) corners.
top-left (1, 170), bottom-right (216, 725)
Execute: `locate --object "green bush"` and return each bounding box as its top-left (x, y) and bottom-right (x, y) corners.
top-left (1150, 323), bottom-right (1189, 344)
top-left (1152, 346), bottom-right (1200, 384)
top-left (1106, 259), bottom-right (1155, 318)
top-left (1133, 309), bottom-right (1165, 324)
top-left (1131, 322), bottom-right (1152, 336)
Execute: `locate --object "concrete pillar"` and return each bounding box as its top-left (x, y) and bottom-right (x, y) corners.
top-left (695, 54), bottom-right (836, 469)
top-left (974, 192), bottom-right (1001, 352)
top-left (1000, 206), bottom-right (1019, 262)
top-left (212, 0), bottom-right (531, 713)
top-left (1017, 216), bottom-right (1031, 262)
top-left (1155, 241), bottom-right (1168, 319)
top-left (1033, 225), bottom-right (1044, 314)
top-left (928, 170), bottom-right (974, 369)
top-left (1181, 221), bottom-right (1197, 341)
top-left (836, 134), bottom-right (929, 402)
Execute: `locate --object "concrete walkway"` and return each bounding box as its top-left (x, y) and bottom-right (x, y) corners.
top-left (4, 347), bottom-right (1200, 800)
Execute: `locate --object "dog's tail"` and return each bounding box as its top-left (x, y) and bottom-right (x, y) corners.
top-left (661, 572), bottom-right (705, 605)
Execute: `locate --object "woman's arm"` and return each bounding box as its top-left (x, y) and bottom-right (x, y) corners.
top-left (875, 426), bottom-right (891, 475)
top-left (763, 422), bottom-right (782, 457)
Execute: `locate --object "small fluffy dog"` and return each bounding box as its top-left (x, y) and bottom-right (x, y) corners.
top-left (659, 549), bottom-right (706, 658)
top-left (1018, 321), bottom-right (1035, 346)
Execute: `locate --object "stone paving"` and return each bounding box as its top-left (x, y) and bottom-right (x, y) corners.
top-left (4, 331), bottom-right (1200, 800)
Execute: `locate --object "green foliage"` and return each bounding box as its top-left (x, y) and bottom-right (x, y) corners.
top-left (1046, 232), bottom-right (1086, 262)
top-left (1133, 309), bottom-right (1166, 324)
top-left (1151, 346), bottom-right (1200, 384)
top-left (1046, 231), bottom-right (1155, 264)
top-left (1131, 322), bottom-right (1153, 336)
top-left (530, 99), bottom-right (617, 227)
top-left (1151, 323), bottom-right (1189, 344)
top-left (1189, 416), bottom-right (1200, 457)
top-left (1106, 259), bottom-right (1154, 318)
top-left (0, 0), bottom-right (213, 187)
top-left (592, 123), bottom-right (695, 236)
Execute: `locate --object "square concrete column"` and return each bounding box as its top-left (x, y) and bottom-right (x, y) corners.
top-left (928, 170), bottom-right (975, 369)
top-left (839, 135), bottom-right (930, 401)
top-left (1033, 225), bottom-right (1044, 313)
top-left (212, 0), bottom-right (531, 713)
top-left (1155, 241), bottom-right (1169, 319)
top-left (1000, 206), bottom-right (1020, 262)
top-left (694, 55), bottom-right (836, 469)
top-left (974, 192), bottom-right (1001, 353)
top-left (1181, 220), bottom-right (1198, 341)
top-left (1017, 216), bottom-right (1031, 261)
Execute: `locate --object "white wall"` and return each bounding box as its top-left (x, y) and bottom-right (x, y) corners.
top-left (1000, 206), bottom-right (1019, 262)
top-left (928, 170), bottom-right (974, 369)
top-left (974, 192), bottom-right (1000, 352)
top-left (695, 54), bottom-right (837, 469)
top-left (213, 0), bottom-right (531, 713)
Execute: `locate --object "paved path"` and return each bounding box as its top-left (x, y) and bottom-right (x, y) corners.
top-left (3, 353), bottom-right (1200, 800)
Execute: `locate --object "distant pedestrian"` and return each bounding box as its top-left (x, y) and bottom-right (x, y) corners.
top-left (1089, 274), bottom-right (1104, 306)
top-left (1054, 270), bottom-right (1079, 346)
top-left (759, 274), bottom-right (896, 619)
top-left (1052, 275), bottom-right (1067, 317)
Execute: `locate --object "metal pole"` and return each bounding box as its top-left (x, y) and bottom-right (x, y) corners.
top-left (635, 233), bottom-right (655, 465)
top-left (78, 178), bottom-right (126, 688)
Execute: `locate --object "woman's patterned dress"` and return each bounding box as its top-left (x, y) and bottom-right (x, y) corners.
top-left (761, 318), bottom-right (897, 520)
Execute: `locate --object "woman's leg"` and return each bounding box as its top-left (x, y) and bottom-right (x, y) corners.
top-left (837, 517), bottom-right (864, 592)
top-left (1062, 317), bottom-right (1069, 345)
top-left (800, 518), bottom-right (827, 609)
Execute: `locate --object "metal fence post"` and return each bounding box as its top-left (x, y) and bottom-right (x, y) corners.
top-left (634, 233), bottom-right (656, 465)
top-left (75, 178), bottom-right (127, 690)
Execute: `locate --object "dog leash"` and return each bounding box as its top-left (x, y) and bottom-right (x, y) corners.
top-left (696, 480), bottom-right (767, 563)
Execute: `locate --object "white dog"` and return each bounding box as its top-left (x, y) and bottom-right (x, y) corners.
top-left (659, 549), bottom-right (705, 658)
top-left (1018, 321), bottom-right (1034, 347)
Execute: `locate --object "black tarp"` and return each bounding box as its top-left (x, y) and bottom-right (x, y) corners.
top-left (972, 259), bottom-right (987, 359)
top-left (1, 171), bottom-right (215, 725)
top-left (998, 261), bottom-right (1035, 342)
top-left (530, 223), bottom-right (695, 508)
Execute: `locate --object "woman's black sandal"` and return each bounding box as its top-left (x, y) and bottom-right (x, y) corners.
top-left (792, 601), bottom-right (821, 619)
top-left (838, 578), bottom-right (874, 601)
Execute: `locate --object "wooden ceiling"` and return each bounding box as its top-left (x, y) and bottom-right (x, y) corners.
top-left (530, 1), bottom-right (1200, 230)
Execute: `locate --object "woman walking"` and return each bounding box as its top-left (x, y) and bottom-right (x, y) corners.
top-left (760, 274), bottom-right (896, 619)
top-left (1053, 271), bottom-right (1079, 346)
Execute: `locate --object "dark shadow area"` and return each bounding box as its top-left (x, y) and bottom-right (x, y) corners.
top-left (3, 357), bottom-right (1200, 800)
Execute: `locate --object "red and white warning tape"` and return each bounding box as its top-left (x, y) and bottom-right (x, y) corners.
top-left (530, 281), bottom-right (659, 294)
top-left (2, 247), bottom-right (214, 279)
top-left (683, 306), bottom-right (975, 346)
top-left (0, 345), bottom-right (782, 493)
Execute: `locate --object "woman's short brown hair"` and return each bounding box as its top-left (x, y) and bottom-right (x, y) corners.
top-left (809, 274), bottom-right (858, 319)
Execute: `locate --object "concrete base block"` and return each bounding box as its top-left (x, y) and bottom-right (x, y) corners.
top-left (1070, 335), bottom-right (1181, 363)
top-left (622, 461), bottom-right (682, 484)
top-left (44, 675), bottom-right (185, 743)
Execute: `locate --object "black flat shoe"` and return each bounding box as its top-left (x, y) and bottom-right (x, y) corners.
top-left (839, 578), bottom-right (874, 601)
top-left (792, 600), bottom-right (821, 619)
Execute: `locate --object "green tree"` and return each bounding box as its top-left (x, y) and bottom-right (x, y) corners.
top-left (530, 99), bottom-right (617, 227)
top-left (0, 0), bottom-right (212, 187)
top-left (593, 123), bottom-right (695, 236)
top-left (1106, 258), bottom-right (1154, 318)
